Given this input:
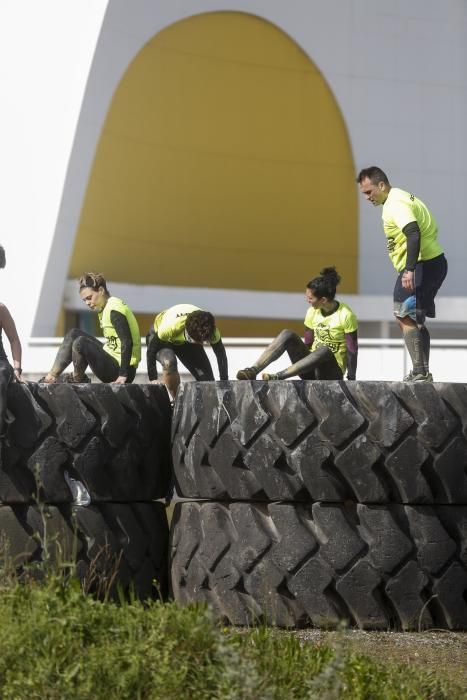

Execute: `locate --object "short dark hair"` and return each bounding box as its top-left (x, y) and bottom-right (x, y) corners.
top-left (356, 166), bottom-right (390, 186)
top-left (0, 246), bottom-right (5, 269)
top-left (79, 272), bottom-right (109, 294)
top-left (185, 310), bottom-right (216, 342)
top-left (307, 267), bottom-right (341, 300)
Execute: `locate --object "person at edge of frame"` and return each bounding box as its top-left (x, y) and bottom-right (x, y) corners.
top-left (146, 303), bottom-right (228, 400)
top-left (40, 272), bottom-right (141, 384)
top-left (357, 166), bottom-right (447, 382)
top-left (236, 266), bottom-right (358, 382)
top-left (0, 245), bottom-right (26, 455)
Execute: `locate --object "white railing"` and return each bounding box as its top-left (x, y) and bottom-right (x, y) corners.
top-left (22, 337), bottom-right (467, 383)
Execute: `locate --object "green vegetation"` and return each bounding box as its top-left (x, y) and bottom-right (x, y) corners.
top-left (0, 573), bottom-right (462, 699)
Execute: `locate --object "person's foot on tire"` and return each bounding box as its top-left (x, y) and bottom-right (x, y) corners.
top-left (65, 372), bottom-right (91, 384)
top-left (411, 372), bottom-right (433, 382)
top-left (38, 373), bottom-right (58, 384)
top-left (236, 367), bottom-right (257, 380)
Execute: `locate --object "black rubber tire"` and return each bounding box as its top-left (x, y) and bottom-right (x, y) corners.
top-left (169, 500), bottom-right (467, 630)
top-left (172, 380), bottom-right (467, 504)
top-left (3, 382), bottom-right (172, 504)
top-left (0, 501), bottom-right (169, 599)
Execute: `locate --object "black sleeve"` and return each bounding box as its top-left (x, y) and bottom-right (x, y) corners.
top-left (146, 331), bottom-right (159, 381)
top-left (345, 330), bottom-right (358, 380)
top-left (110, 310), bottom-right (132, 377)
top-left (402, 221), bottom-right (421, 271)
top-left (211, 339), bottom-right (228, 380)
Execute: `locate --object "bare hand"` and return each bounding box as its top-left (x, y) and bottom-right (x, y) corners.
top-left (112, 375), bottom-right (127, 385)
top-left (401, 270), bottom-right (414, 291)
top-left (13, 369), bottom-right (26, 383)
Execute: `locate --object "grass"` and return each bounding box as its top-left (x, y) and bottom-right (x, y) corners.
top-left (0, 572), bottom-right (463, 699)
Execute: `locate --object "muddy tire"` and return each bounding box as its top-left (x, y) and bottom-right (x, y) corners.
top-left (172, 380), bottom-right (467, 504)
top-left (0, 501), bottom-right (169, 599)
top-left (170, 500), bottom-right (467, 630)
top-left (3, 383), bottom-right (172, 504)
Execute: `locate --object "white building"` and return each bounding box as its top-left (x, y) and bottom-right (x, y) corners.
top-left (1, 1), bottom-right (466, 379)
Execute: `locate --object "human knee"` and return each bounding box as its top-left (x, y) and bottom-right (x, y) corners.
top-left (278, 329), bottom-right (297, 344)
top-left (158, 349), bottom-right (177, 373)
top-left (65, 328), bottom-right (85, 343)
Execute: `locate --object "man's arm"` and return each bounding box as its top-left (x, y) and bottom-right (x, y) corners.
top-left (1, 303), bottom-right (24, 382)
top-left (401, 220), bottom-right (421, 291)
top-left (111, 310), bottom-right (132, 382)
top-left (345, 330), bottom-right (358, 380)
top-left (146, 332), bottom-right (159, 381)
top-left (211, 339), bottom-right (228, 380)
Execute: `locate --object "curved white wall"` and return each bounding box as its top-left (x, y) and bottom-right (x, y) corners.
top-left (1, 0), bottom-right (466, 342)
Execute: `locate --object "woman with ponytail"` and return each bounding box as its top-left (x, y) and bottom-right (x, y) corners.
top-left (236, 267), bottom-right (358, 381)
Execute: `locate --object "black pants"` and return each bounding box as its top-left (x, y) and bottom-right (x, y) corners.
top-left (146, 332), bottom-right (214, 381)
top-left (393, 253), bottom-right (448, 325)
top-left (0, 358), bottom-right (13, 438)
top-left (49, 329), bottom-right (136, 383)
top-left (252, 330), bottom-right (343, 380)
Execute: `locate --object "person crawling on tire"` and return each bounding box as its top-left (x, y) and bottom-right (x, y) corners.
top-left (237, 267), bottom-right (358, 381)
top-left (0, 245), bottom-right (26, 443)
top-left (146, 304), bottom-right (228, 399)
top-left (40, 272), bottom-right (141, 384)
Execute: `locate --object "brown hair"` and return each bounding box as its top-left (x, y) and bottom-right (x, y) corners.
top-left (78, 272), bottom-right (109, 294)
top-left (185, 310), bottom-right (216, 342)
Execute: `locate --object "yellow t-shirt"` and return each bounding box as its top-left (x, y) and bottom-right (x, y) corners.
top-left (153, 304), bottom-right (221, 345)
top-left (382, 187), bottom-right (443, 272)
top-left (98, 296), bottom-right (141, 367)
top-left (304, 301), bottom-right (358, 373)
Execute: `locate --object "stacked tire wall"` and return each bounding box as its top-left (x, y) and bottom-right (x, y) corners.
top-left (170, 380), bottom-right (467, 629)
top-left (2, 382), bottom-right (172, 599)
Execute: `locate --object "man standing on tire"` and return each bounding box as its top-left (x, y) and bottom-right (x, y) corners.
top-left (357, 166), bottom-right (447, 382)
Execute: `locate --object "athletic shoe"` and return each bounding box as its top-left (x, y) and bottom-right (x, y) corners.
top-left (236, 367), bottom-right (257, 380)
top-left (60, 372), bottom-right (91, 384)
top-left (261, 372), bottom-right (282, 380)
top-left (411, 372), bottom-right (433, 382)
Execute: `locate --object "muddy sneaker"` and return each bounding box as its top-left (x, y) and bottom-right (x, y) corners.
top-left (64, 470), bottom-right (91, 506)
top-left (261, 372), bottom-right (282, 380)
top-left (60, 372), bottom-right (91, 384)
top-left (38, 374), bottom-right (58, 384)
top-left (411, 372), bottom-right (433, 382)
top-left (236, 367), bottom-right (257, 380)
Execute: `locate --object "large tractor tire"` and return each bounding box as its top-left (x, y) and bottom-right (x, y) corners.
top-left (170, 500), bottom-right (467, 630)
top-left (2, 382), bottom-right (172, 504)
top-left (172, 380), bottom-right (467, 504)
top-left (0, 501), bottom-right (169, 599)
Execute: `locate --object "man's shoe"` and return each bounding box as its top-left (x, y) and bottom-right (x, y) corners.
top-left (236, 367), bottom-right (257, 380)
top-left (411, 372), bottom-right (433, 382)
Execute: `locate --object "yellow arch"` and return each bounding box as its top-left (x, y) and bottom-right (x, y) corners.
top-left (69, 11), bottom-right (357, 334)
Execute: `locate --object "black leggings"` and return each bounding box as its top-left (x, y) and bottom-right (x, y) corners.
top-left (49, 329), bottom-right (136, 383)
top-left (146, 332), bottom-right (214, 381)
top-left (0, 358), bottom-right (13, 437)
top-left (253, 329), bottom-right (343, 380)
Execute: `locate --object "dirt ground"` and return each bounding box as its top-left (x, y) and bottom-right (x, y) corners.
top-left (279, 628), bottom-right (467, 690)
